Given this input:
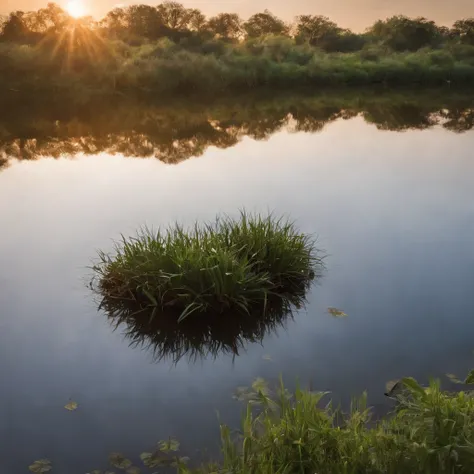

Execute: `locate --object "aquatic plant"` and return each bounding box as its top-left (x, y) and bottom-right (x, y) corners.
top-left (93, 213), bottom-right (322, 325)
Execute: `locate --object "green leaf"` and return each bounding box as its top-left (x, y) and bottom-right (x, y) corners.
top-left (109, 453), bottom-right (132, 470)
top-left (158, 438), bottom-right (180, 453)
top-left (29, 459), bottom-right (52, 473)
top-left (465, 370), bottom-right (474, 384)
top-left (327, 307), bottom-right (348, 318)
top-left (64, 400), bottom-right (78, 411)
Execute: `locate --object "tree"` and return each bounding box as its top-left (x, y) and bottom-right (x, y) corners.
top-left (451, 19), bottom-right (474, 45)
top-left (367, 16), bottom-right (443, 51)
top-left (207, 13), bottom-right (242, 40)
top-left (295, 15), bottom-right (347, 51)
top-left (243, 10), bottom-right (288, 38)
top-left (0, 12), bottom-right (31, 42)
top-left (26, 3), bottom-right (69, 33)
top-left (187, 9), bottom-right (206, 32)
top-left (126, 4), bottom-right (164, 38)
top-left (156, 1), bottom-right (191, 30)
top-left (100, 7), bottom-right (128, 38)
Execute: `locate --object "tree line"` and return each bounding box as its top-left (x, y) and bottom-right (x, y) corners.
top-left (1, 2), bottom-right (474, 52)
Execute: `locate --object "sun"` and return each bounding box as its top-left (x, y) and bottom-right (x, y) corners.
top-left (66, 0), bottom-right (87, 18)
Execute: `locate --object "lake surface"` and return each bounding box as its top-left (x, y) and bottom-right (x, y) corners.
top-left (1, 94), bottom-right (474, 473)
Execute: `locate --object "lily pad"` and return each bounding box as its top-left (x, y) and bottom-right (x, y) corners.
top-left (109, 452), bottom-right (132, 470)
top-left (158, 438), bottom-right (180, 453)
top-left (327, 307), bottom-right (348, 318)
top-left (64, 400), bottom-right (78, 411)
top-left (29, 459), bottom-right (52, 473)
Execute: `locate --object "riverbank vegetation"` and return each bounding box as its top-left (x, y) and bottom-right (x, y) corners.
top-left (182, 375), bottom-right (474, 474)
top-left (1, 91), bottom-right (473, 168)
top-left (1, 4), bottom-right (474, 96)
top-left (93, 213), bottom-right (320, 325)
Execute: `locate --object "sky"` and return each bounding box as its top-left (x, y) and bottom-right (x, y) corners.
top-left (0, 0), bottom-right (472, 30)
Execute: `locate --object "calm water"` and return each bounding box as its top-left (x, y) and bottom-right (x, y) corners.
top-left (1, 98), bottom-right (474, 473)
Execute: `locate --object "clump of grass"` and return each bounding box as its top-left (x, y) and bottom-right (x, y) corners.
top-left (93, 212), bottom-right (322, 323)
top-left (185, 376), bottom-right (474, 474)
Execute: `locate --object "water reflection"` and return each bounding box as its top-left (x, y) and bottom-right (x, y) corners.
top-left (0, 91), bottom-right (473, 168)
top-left (100, 290), bottom-right (310, 363)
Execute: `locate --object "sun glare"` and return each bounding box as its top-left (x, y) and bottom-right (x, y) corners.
top-left (66, 1), bottom-right (86, 18)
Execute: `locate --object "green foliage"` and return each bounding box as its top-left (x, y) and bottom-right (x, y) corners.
top-left (93, 212), bottom-right (320, 323)
top-left (182, 377), bottom-right (474, 474)
top-left (367, 16), bottom-right (445, 52)
top-left (244, 10), bottom-right (289, 38)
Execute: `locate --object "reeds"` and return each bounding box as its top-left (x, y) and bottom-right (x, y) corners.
top-left (93, 212), bottom-right (322, 324)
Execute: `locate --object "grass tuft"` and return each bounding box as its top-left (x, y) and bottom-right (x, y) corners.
top-left (93, 212), bottom-right (323, 325)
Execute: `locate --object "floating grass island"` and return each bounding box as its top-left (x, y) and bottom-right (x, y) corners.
top-left (93, 213), bottom-right (322, 326)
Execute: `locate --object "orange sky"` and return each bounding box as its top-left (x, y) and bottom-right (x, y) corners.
top-left (0, 0), bottom-right (472, 30)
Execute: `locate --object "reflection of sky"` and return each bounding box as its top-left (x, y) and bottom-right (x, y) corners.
top-left (2, 0), bottom-right (473, 30)
top-left (1, 117), bottom-right (474, 473)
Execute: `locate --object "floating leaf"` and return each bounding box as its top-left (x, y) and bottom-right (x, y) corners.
top-left (109, 453), bottom-right (132, 470)
top-left (385, 380), bottom-right (402, 397)
top-left (29, 459), bottom-right (52, 473)
top-left (64, 400), bottom-right (78, 411)
top-left (262, 354), bottom-right (272, 361)
top-left (158, 438), bottom-right (180, 453)
top-left (465, 370), bottom-right (474, 384)
top-left (327, 307), bottom-right (348, 318)
top-left (252, 377), bottom-right (269, 395)
top-left (447, 373), bottom-right (463, 384)
top-left (140, 452), bottom-right (165, 469)
top-left (126, 467), bottom-right (141, 474)
top-left (234, 386), bottom-right (250, 399)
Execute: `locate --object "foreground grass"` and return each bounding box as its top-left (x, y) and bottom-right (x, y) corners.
top-left (182, 376), bottom-right (474, 474)
top-left (93, 213), bottom-right (321, 322)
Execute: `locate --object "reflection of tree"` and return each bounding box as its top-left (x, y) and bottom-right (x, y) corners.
top-left (362, 104), bottom-right (440, 131)
top-left (100, 290), bottom-right (307, 363)
top-left (0, 93), bottom-right (473, 168)
top-left (440, 108), bottom-right (474, 133)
